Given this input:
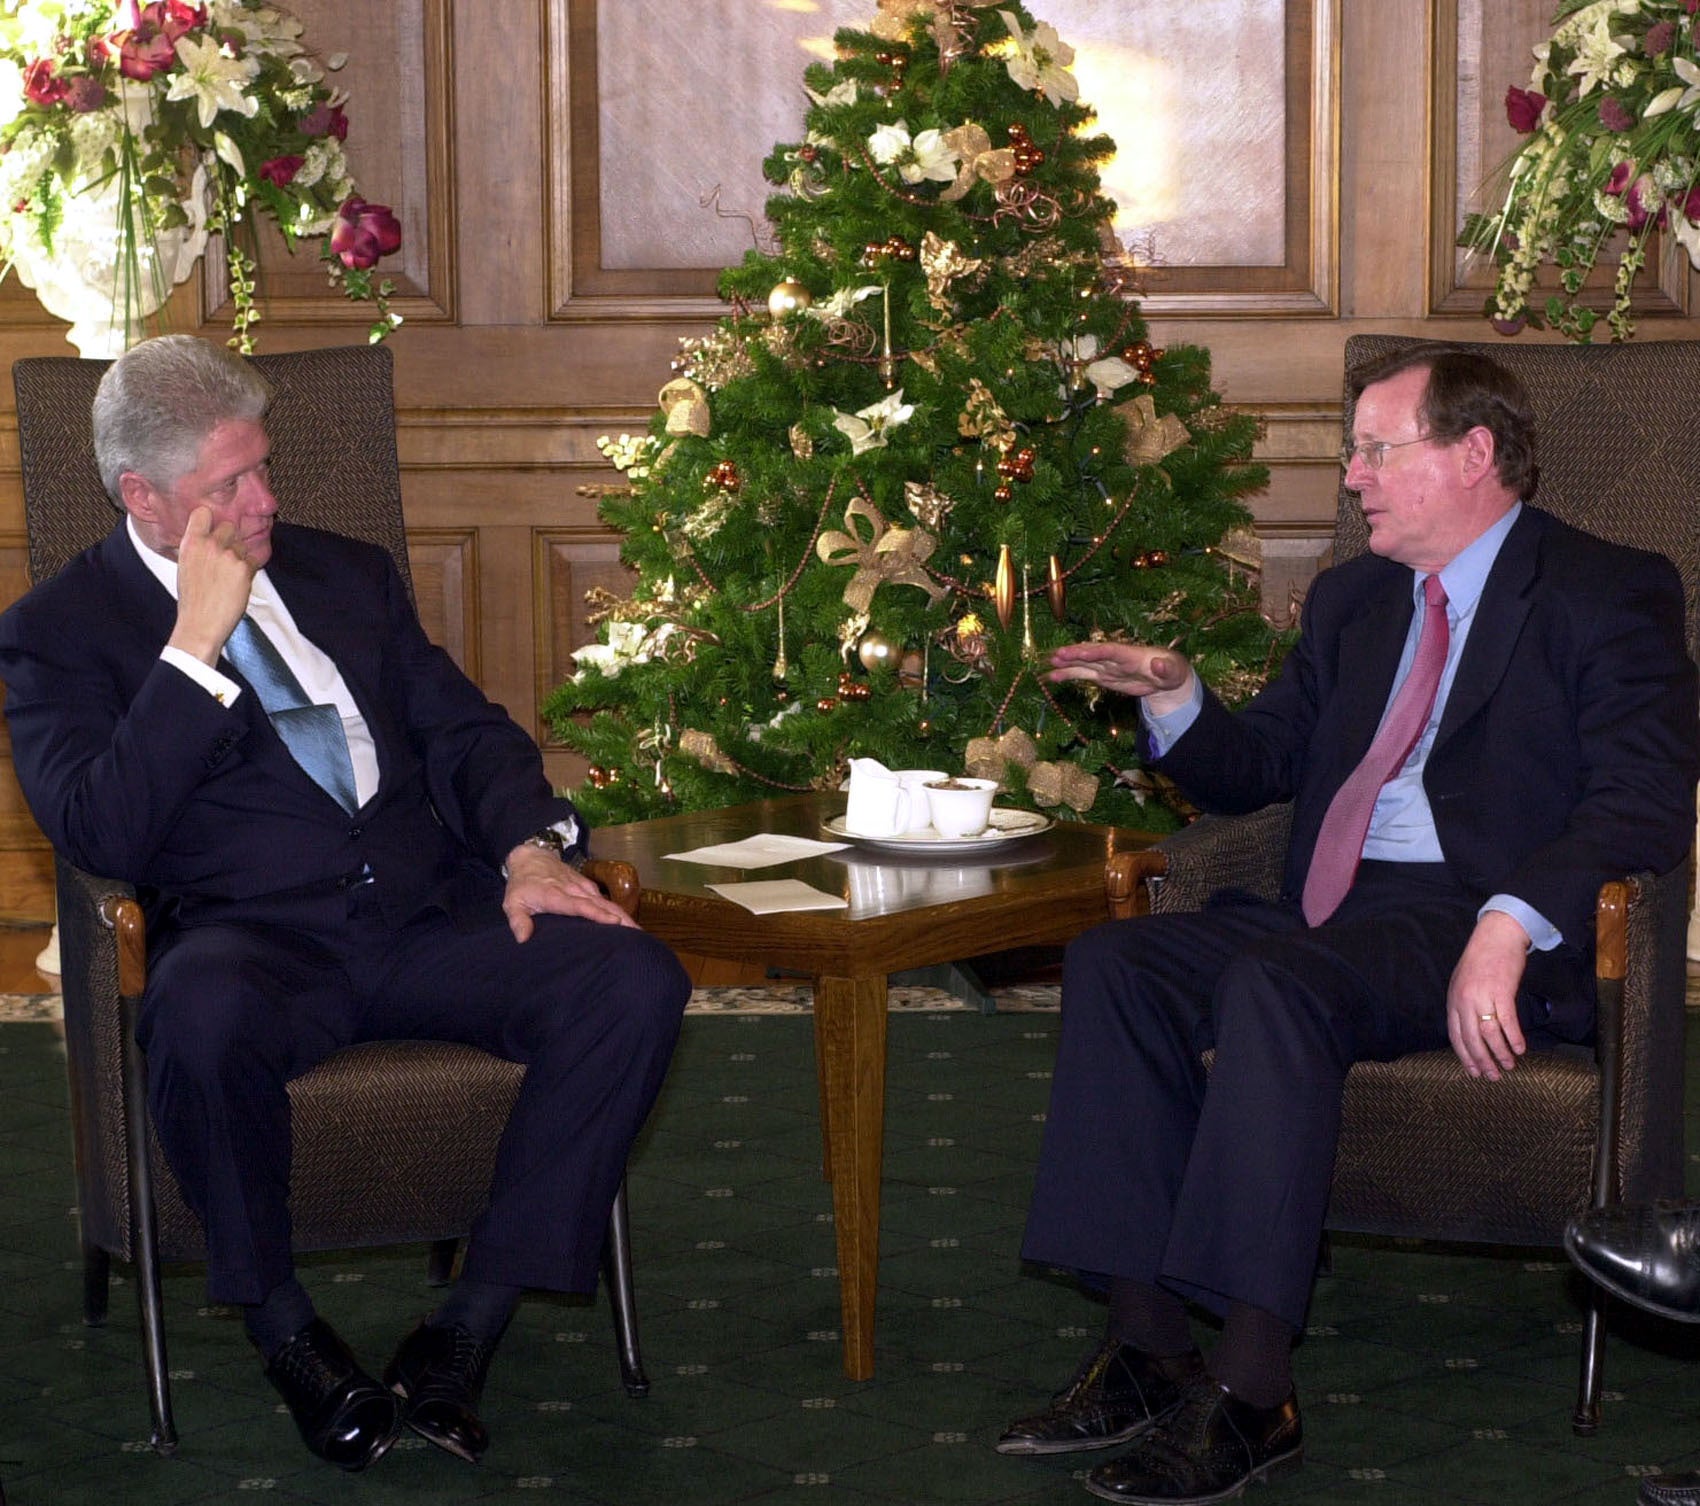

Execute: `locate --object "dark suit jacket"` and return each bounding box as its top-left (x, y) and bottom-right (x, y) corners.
top-left (0, 520), bottom-right (584, 937)
top-left (1158, 506), bottom-right (1698, 965)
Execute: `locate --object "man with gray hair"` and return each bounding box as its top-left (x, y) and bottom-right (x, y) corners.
top-left (0, 336), bottom-right (690, 1472)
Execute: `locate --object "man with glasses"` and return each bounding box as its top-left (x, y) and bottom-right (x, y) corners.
top-left (997, 345), bottom-right (1698, 1505)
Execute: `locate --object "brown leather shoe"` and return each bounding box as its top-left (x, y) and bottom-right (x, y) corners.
top-left (1084, 1377), bottom-right (1302, 1504)
top-left (996, 1341), bottom-right (1204, 1456)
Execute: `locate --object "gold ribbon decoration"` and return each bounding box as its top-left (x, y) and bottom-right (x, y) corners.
top-left (658, 377), bottom-right (711, 438)
top-left (904, 479), bottom-right (955, 531)
top-left (965, 727), bottom-right (1038, 786)
top-left (816, 495), bottom-right (949, 613)
top-left (939, 124), bottom-right (1016, 203)
top-left (919, 230), bottom-right (986, 311)
top-left (1118, 393), bottom-right (1191, 467)
top-left (1027, 759), bottom-right (1099, 812)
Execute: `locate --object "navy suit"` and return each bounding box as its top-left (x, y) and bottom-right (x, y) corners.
top-left (0, 520), bottom-right (690, 1303)
top-left (1022, 507), bottom-right (1698, 1328)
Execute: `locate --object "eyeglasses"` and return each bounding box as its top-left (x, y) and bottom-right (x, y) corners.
top-left (1337, 435), bottom-right (1436, 470)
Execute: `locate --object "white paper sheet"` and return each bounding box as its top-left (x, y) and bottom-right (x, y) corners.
top-left (705, 880), bottom-right (849, 914)
top-left (664, 834), bottom-right (849, 868)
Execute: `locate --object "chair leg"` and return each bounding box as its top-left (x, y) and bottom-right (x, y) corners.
top-left (83, 1241), bottom-right (111, 1326)
top-left (1573, 1283), bottom-right (1606, 1436)
top-left (121, 997), bottom-right (178, 1457)
top-left (603, 1178), bottom-right (648, 1398)
top-left (426, 1238), bottom-right (459, 1287)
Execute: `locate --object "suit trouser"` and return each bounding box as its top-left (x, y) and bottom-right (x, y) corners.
top-left (136, 884), bottom-right (691, 1306)
top-left (1021, 863), bottom-right (1515, 1330)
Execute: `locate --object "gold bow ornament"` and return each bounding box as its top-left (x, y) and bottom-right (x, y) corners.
top-left (939, 123), bottom-right (1016, 203)
top-left (1117, 393), bottom-right (1191, 467)
top-left (658, 377), bottom-right (711, 438)
top-left (816, 495), bottom-right (950, 612)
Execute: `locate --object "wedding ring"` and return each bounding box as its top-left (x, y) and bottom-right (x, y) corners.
top-left (1478, 1013), bottom-right (1496, 1024)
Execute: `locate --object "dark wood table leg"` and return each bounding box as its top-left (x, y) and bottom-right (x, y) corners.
top-left (813, 972), bottom-right (888, 1380)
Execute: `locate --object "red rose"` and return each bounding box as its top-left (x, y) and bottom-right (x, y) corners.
top-left (22, 59), bottom-right (70, 106)
top-left (300, 102), bottom-right (349, 141)
top-left (1504, 84), bottom-right (1546, 133)
top-left (258, 155), bottom-right (304, 188)
top-left (330, 197), bottom-right (402, 269)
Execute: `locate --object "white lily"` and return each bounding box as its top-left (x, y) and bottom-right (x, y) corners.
top-left (832, 388), bottom-right (916, 454)
top-left (166, 34), bottom-right (260, 129)
top-left (1565, 10), bottom-right (1628, 96)
top-left (1672, 208), bottom-right (1700, 271)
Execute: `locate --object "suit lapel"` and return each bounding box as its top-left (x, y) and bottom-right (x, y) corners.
top-left (1434, 508), bottom-right (1541, 747)
top-left (1332, 567), bottom-right (1416, 765)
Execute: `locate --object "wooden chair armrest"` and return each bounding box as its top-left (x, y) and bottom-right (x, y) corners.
top-left (1104, 805), bottom-right (1292, 920)
top-left (1107, 850), bottom-right (1170, 920)
top-left (582, 857), bottom-right (641, 919)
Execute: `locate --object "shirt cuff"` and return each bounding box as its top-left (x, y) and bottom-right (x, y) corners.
top-left (1479, 895), bottom-right (1563, 953)
top-left (160, 647), bottom-right (242, 707)
top-left (1139, 676), bottom-right (1204, 759)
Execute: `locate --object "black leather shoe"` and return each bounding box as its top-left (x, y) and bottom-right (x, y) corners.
top-left (264, 1318), bottom-right (398, 1471)
top-left (1640, 1473), bottom-right (1700, 1506)
top-left (1565, 1202), bottom-right (1700, 1322)
top-left (1084, 1377), bottom-right (1302, 1505)
top-left (385, 1321), bottom-right (498, 1463)
top-left (996, 1341), bottom-right (1204, 1456)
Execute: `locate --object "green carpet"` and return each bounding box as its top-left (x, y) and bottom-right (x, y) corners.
top-left (2, 1008), bottom-right (1700, 1505)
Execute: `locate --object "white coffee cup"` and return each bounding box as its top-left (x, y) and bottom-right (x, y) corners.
top-left (923, 776), bottom-right (998, 839)
top-left (893, 769), bottom-right (948, 834)
top-left (844, 758), bottom-right (911, 837)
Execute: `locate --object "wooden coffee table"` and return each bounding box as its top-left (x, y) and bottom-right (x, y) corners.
top-left (592, 793), bottom-right (1153, 1379)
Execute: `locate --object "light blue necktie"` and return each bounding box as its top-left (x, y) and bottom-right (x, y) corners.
top-left (222, 616), bottom-right (360, 814)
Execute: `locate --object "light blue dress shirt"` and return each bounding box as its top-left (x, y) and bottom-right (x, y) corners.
top-left (1142, 503), bottom-right (1559, 949)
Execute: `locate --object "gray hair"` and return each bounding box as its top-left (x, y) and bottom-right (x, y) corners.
top-left (92, 335), bottom-right (272, 501)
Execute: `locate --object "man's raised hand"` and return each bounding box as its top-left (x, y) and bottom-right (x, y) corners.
top-left (168, 506), bottom-right (260, 666)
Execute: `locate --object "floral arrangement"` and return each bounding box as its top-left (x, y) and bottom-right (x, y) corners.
top-left (1460, 0), bottom-right (1700, 341)
top-left (0, 0), bottom-right (402, 353)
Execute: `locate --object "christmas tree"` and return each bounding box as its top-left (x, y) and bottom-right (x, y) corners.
top-left (546, 0), bottom-right (1283, 831)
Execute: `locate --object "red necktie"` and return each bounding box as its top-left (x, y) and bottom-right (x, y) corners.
top-left (1302, 574), bottom-right (1450, 926)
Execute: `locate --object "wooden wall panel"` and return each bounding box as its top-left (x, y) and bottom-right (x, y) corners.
top-left (3, 0), bottom-right (1700, 922)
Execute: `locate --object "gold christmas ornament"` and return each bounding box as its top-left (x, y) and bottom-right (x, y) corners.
top-left (919, 230), bottom-right (986, 310)
top-left (789, 423), bottom-right (815, 460)
top-left (993, 544), bottom-right (1016, 630)
top-left (898, 649), bottom-right (925, 688)
top-left (1048, 554), bottom-right (1066, 620)
top-left (993, 484), bottom-right (1014, 504)
top-left (904, 480), bottom-right (955, 531)
top-left (856, 629), bottom-right (899, 673)
top-left (767, 278), bottom-right (814, 317)
top-left (837, 671), bottom-right (873, 701)
top-left (1007, 122), bottom-right (1045, 174)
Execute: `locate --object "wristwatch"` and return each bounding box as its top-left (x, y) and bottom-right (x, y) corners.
top-left (517, 825), bottom-right (588, 870)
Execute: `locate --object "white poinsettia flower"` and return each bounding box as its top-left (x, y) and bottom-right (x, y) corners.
top-left (572, 621), bottom-right (655, 681)
top-left (1565, 10), bottom-right (1628, 96)
top-left (1085, 355), bottom-right (1139, 398)
top-left (805, 79), bottom-right (859, 108)
top-left (832, 388), bottom-right (916, 454)
top-left (167, 34), bottom-right (261, 129)
top-left (905, 127), bottom-right (958, 184)
top-left (868, 120), bottom-right (915, 165)
top-left (807, 284), bottom-right (885, 319)
top-left (999, 9), bottom-right (1079, 106)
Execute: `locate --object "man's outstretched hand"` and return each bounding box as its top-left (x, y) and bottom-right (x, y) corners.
top-left (1046, 641), bottom-right (1195, 714)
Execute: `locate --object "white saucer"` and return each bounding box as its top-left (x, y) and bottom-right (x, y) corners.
top-left (822, 808), bottom-right (1053, 854)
